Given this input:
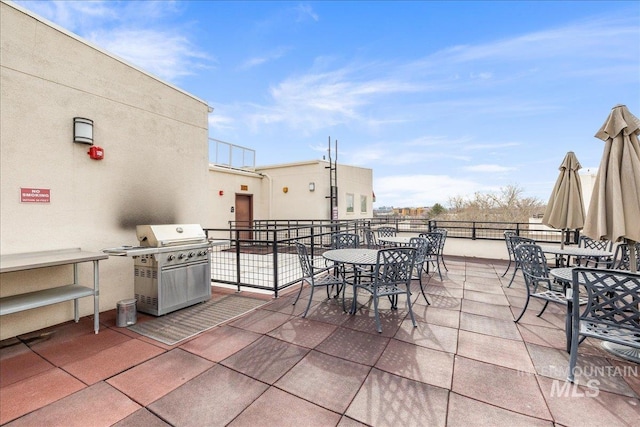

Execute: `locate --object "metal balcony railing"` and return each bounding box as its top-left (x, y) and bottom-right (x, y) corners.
top-left (205, 219), bottom-right (578, 297)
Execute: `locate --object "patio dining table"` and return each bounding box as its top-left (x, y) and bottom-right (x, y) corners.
top-left (322, 248), bottom-right (378, 267)
top-left (323, 248), bottom-right (378, 313)
top-left (540, 245), bottom-right (613, 268)
top-left (377, 236), bottom-right (413, 246)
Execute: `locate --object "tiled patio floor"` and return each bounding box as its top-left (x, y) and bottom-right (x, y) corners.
top-left (1, 256), bottom-right (639, 426)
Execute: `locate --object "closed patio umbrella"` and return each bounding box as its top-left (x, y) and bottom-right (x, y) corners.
top-left (583, 104), bottom-right (640, 363)
top-left (583, 104), bottom-right (640, 272)
top-left (542, 151), bottom-right (585, 249)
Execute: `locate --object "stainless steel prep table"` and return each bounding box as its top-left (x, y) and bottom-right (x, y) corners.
top-left (0, 248), bottom-right (107, 334)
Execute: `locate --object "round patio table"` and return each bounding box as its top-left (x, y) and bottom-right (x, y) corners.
top-left (377, 236), bottom-right (414, 246)
top-left (322, 248), bottom-right (378, 266)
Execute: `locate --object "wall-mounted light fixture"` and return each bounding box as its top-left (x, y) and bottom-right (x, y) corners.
top-left (309, 182), bottom-right (315, 192)
top-left (73, 117), bottom-right (93, 145)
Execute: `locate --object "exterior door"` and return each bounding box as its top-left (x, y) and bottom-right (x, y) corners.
top-left (235, 194), bottom-right (253, 240)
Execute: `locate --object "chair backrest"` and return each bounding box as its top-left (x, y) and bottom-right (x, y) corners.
top-left (374, 247), bottom-right (416, 287)
top-left (434, 228), bottom-right (447, 252)
top-left (376, 227), bottom-right (397, 238)
top-left (409, 237), bottom-right (429, 264)
top-left (572, 268), bottom-right (640, 335)
top-left (332, 232), bottom-right (360, 249)
top-left (509, 235), bottom-right (536, 253)
top-left (514, 243), bottom-right (551, 290)
top-left (295, 242), bottom-right (313, 279)
top-left (609, 242), bottom-right (640, 271)
top-left (578, 236), bottom-right (612, 252)
top-left (504, 230), bottom-right (517, 256)
top-left (363, 228), bottom-right (378, 248)
top-left (418, 232), bottom-right (441, 257)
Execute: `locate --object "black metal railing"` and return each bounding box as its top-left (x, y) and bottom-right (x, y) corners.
top-left (207, 218), bottom-right (578, 296)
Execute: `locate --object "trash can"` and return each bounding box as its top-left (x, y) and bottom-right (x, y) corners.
top-left (116, 299), bottom-right (137, 327)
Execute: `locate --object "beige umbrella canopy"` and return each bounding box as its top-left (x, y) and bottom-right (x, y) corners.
top-left (583, 104), bottom-right (640, 272)
top-left (542, 151), bottom-right (585, 249)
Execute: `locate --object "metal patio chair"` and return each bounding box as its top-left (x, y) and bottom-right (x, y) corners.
top-left (293, 242), bottom-right (345, 317)
top-left (513, 243), bottom-right (570, 324)
top-left (331, 232), bottom-right (360, 249)
top-left (418, 232), bottom-right (443, 280)
top-left (329, 232), bottom-right (361, 283)
top-left (502, 230), bottom-right (517, 277)
top-left (409, 237), bottom-right (431, 305)
top-left (568, 268), bottom-right (640, 382)
top-left (376, 226), bottom-right (397, 247)
top-left (576, 236), bottom-right (613, 267)
top-left (363, 228), bottom-right (380, 249)
top-left (505, 235), bottom-right (536, 287)
top-left (608, 242), bottom-right (640, 271)
top-left (350, 247), bottom-right (417, 333)
top-left (434, 228), bottom-right (449, 271)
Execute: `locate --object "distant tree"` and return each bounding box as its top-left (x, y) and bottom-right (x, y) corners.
top-left (429, 203), bottom-right (447, 218)
top-left (445, 184), bottom-right (545, 223)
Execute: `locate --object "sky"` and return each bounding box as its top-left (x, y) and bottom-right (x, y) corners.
top-left (15, 0), bottom-right (640, 208)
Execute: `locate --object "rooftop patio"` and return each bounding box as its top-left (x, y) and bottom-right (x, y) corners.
top-left (1, 255), bottom-right (638, 426)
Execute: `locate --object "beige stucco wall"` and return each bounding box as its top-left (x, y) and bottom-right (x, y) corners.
top-left (206, 165), bottom-right (265, 236)
top-left (256, 160), bottom-right (373, 220)
top-left (0, 2), bottom-right (210, 339)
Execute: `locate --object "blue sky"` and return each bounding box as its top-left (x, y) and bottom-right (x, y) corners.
top-left (16, 1), bottom-right (640, 208)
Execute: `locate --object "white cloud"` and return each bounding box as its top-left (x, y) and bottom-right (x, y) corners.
top-left (18, 0), bottom-right (212, 83)
top-left (374, 174), bottom-right (495, 207)
top-left (209, 114), bottom-right (235, 131)
top-left (463, 164), bottom-right (516, 173)
top-left (295, 4), bottom-right (319, 22)
top-left (462, 142), bottom-right (520, 151)
top-left (239, 46), bottom-right (290, 70)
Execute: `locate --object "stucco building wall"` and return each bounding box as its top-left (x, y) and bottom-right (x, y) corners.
top-left (0, 2), bottom-right (210, 338)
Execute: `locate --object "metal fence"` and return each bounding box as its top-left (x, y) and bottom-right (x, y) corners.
top-left (205, 218), bottom-right (578, 297)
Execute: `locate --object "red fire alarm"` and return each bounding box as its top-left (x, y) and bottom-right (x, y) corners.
top-left (88, 146), bottom-right (104, 160)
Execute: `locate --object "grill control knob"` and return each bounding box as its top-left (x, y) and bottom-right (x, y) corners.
top-left (178, 253), bottom-right (186, 260)
top-left (167, 254), bottom-right (175, 261)
top-left (188, 252), bottom-right (195, 258)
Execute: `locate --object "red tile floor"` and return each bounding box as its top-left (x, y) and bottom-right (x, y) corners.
top-left (1, 256), bottom-right (639, 426)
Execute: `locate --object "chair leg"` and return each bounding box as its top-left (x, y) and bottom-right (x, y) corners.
top-left (506, 265), bottom-right (518, 288)
top-left (536, 300), bottom-right (549, 317)
top-left (350, 284), bottom-right (358, 315)
top-left (565, 303), bottom-right (572, 353)
top-left (416, 265), bottom-right (430, 305)
top-left (406, 288), bottom-right (417, 327)
top-left (342, 281), bottom-right (349, 313)
top-left (302, 286), bottom-right (315, 317)
top-left (435, 259), bottom-right (443, 281)
top-left (513, 294), bottom-right (530, 323)
top-left (501, 260), bottom-right (512, 277)
top-left (373, 293), bottom-right (382, 333)
top-left (293, 280), bottom-right (306, 306)
top-left (568, 326), bottom-right (580, 383)
top-left (440, 255), bottom-right (449, 271)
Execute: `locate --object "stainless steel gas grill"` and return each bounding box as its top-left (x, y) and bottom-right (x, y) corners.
top-left (104, 224), bottom-right (212, 315)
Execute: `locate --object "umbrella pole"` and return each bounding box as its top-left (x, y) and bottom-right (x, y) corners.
top-left (629, 239), bottom-right (637, 273)
top-left (560, 229), bottom-right (565, 250)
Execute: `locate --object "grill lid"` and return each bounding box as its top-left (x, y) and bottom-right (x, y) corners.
top-left (136, 224), bottom-right (207, 247)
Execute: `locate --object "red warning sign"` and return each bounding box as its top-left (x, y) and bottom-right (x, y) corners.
top-left (21, 188), bottom-right (50, 203)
